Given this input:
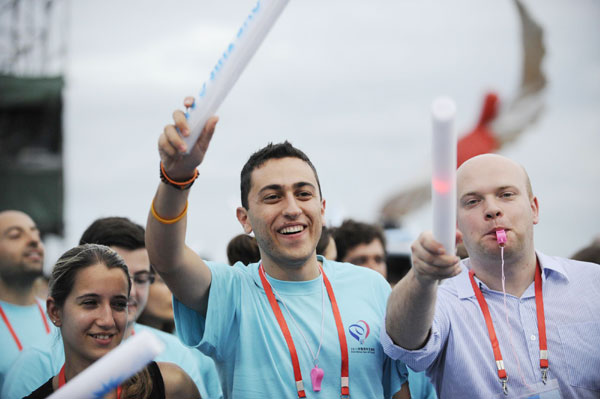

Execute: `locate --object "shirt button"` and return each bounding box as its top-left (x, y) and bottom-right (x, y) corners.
top-left (530, 335), bottom-right (536, 341)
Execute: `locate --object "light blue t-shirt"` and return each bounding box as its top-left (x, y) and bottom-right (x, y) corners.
top-left (1, 322), bottom-right (223, 399)
top-left (0, 299), bottom-right (57, 391)
top-left (174, 257), bottom-right (408, 398)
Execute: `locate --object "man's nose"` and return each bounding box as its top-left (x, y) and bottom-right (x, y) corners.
top-left (26, 230), bottom-right (42, 247)
top-left (484, 201), bottom-right (503, 220)
top-left (282, 195), bottom-right (302, 218)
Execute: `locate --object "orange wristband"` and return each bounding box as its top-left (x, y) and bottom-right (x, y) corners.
top-left (160, 163), bottom-right (198, 190)
top-left (151, 199), bottom-right (188, 224)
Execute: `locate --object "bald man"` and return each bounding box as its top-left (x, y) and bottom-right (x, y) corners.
top-left (0, 210), bottom-right (55, 390)
top-left (381, 155), bottom-right (600, 398)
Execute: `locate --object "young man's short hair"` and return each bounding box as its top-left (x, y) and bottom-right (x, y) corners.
top-left (79, 217), bottom-right (145, 250)
top-left (333, 219), bottom-right (386, 262)
top-left (240, 141), bottom-right (322, 209)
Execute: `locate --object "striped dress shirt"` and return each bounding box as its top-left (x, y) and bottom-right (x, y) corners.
top-left (382, 251), bottom-right (600, 398)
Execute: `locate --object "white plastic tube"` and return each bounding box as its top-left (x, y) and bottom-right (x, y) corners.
top-left (183, 0), bottom-right (291, 151)
top-left (431, 97), bottom-right (457, 255)
top-left (47, 330), bottom-right (165, 399)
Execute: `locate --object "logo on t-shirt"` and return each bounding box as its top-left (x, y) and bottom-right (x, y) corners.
top-left (348, 320), bottom-right (370, 344)
top-left (349, 320), bottom-right (375, 354)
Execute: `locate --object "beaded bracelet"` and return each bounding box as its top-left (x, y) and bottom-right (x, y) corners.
top-left (151, 199), bottom-right (188, 225)
top-left (160, 162), bottom-right (198, 190)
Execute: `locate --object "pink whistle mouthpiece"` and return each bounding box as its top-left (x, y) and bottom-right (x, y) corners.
top-left (310, 366), bottom-right (324, 392)
top-left (496, 229), bottom-right (507, 246)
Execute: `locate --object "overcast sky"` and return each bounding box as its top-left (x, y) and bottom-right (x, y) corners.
top-left (44, 0), bottom-right (600, 269)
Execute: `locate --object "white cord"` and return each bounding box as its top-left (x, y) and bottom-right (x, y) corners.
top-left (271, 273), bottom-right (325, 367)
top-left (500, 246), bottom-right (533, 392)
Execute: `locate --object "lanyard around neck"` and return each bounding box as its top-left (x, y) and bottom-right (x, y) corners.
top-left (468, 260), bottom-right (548, 395)
top-left (0, 299), bottom-right (51, 351)
top-left (259, 263), bottom-right (350, 398)
top-left (59, 364), bottom-right (122, 399)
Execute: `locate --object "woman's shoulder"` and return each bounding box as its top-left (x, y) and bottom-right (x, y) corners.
top-left (23, 376), bottom-right (55, 399)
top-left (156, 361), bottom-right (200, 399)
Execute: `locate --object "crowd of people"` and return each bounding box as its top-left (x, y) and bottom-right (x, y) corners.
top-left (1, 100), bottom-right (598, 398)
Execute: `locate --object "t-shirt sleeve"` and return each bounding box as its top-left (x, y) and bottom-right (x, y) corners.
top-left (173, 262), bottom-right (241, 361)
top-left (1, 346), bottom-right (59, 399)
top-left (382, 357), bottom-right (409, 398)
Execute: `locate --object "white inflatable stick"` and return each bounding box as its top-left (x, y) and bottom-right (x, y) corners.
top-left (183, 0), bottom-right (291, 151)
top-left (431, 97), bottom-right (457, 255)
top-left (47, 330), bottom-right (165, 399)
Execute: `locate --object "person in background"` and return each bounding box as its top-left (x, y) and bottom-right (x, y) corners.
top-left (333, 219), bottom-right (388, 279)
top-left (25, 243), bottom-right (199, 399)
top-left (0, 210), bottom-right (55, 390)
top-left (226, 234), bottom-right (260, 266)
top-left (383, 154), bottom-right (600, 398)
top-left (138, 270), bottom-right (175, 333)
top-left (316, 226), bottom-right (337, 260)
top-left (571, 237), bottom-right (600, 264)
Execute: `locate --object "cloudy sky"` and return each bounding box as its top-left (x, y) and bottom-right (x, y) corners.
top-left (45, 0), bottom-right (600, 268)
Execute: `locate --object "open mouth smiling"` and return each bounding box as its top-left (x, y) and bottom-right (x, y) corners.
top-left (278, 225), bottom-right (305, 235)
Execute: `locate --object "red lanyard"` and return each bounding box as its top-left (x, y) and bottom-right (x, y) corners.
top-left (0, 299), bottom-right (51, 351)
top-left (59, 364), bottom-right (122, 399)
top-left (469, 261), bottom-right (548, 394)
top-left (259, 264), bottom-right (350, 398)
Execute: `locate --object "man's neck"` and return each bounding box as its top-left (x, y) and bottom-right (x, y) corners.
top-left (470, 250), bottom-right (537, 297)
top-left (261, 255), bottom-right (321, 281)
top-left (0, 278), bottom-right (36, 305)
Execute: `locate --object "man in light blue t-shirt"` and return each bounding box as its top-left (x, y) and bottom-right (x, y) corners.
top-left (0, 210), bottom-right (56, 392)
top-left (146, 105), bottom-right (413, 398)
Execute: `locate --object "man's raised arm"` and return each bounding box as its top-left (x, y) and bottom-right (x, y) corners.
top-left (146, 97), bottom-right (219, 317)
top-left (385, 231), bottom-right (462, 350)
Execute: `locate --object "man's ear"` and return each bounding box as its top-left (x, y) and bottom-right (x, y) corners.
top-left (47, 297), bottom-right (62, 327)
top-left (531, 196), bottom-right (540, 225)
top-left (320, 199), bottom-right (326, 225)
top-left (236, 207), bottom-right (253, 234)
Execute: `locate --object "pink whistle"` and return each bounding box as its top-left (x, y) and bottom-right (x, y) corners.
top-left (496, 229), bottom-right (507, 246)
top-left (310, 366), bottom-right (324, 392)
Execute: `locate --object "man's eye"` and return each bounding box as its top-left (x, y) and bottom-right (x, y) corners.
top-left (297, 191), bottom-right (313, 199)
top-left (264, 194), bottom-right (279, 202)
top-left (464, 199), bottom-right (479, 206)
top-left (82, 300), bottom-right (97, 307)
top-left (113, 301), bottom-right (128, 310)
top-left (501, 192), bottom-right (515, 198)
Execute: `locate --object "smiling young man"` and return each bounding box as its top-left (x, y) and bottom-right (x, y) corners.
top-left (145, 99), bottom-right (410, 398)
top-left (0, 210), bottom-right (55, 390)
top-left (382, 154), bottom-right (600, 398)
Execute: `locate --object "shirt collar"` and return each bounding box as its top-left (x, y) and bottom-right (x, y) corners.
top-left (454, 250), bottom-right (570, 299)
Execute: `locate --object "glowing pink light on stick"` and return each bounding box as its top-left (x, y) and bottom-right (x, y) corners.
top-left (431, 97), bottom-right (457, 255)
